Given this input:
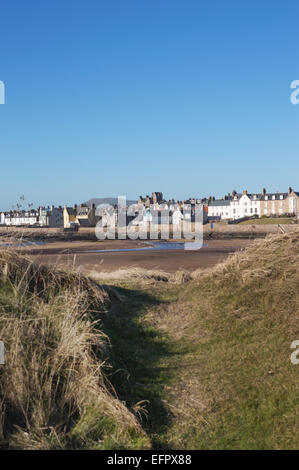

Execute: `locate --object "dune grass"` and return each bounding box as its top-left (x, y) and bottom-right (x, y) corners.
top-left (0, 232), bottom-right (298, 449)
top-left (150, 233), bottom-right (299, 449)
top-left (0, 250), bottom-right (149, 449)
top-left (94, 233), bottom-right (299, 449)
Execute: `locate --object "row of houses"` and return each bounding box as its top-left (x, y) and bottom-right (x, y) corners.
top-left (208, 187), bottom-right (299, 220)
top-left (0, 206), bottom-right (64, 227)
top-left (0, 204), bottom-right (96, 228)
top-left (1, 187), bottom-right (298, 228)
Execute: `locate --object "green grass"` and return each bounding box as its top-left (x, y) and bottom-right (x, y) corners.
top-left (0, 250), bottom-right (149, 450)
top-left (0, 233), bottom-right (298, 449)
top-left (97, 233), bottom-right (299, 449)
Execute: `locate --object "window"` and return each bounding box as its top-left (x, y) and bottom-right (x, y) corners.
top-left (265, 196), bottom-right (268, 200)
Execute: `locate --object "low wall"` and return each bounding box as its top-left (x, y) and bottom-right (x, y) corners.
top-left (203, 223), bottom-right (299, 239)
top-left (0, 223), bottom-right (298, 242)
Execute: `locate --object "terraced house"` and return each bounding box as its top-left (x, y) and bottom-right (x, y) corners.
top-left (208, 198), bottom-right (232, 219)
top-left (260, 187), bottom-right (299, 217)
top-left (230, 190), bottom-right (261, 219)
top-left (208, 187), bottom-right (299, 220)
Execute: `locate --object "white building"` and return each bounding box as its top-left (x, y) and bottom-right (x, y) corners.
top-left (0, 206), bottom-right (64, 227)
top-left (208, 199), bottom-right (232, 220)
top-left (39, 206), bottom-right (64, 227)
top-left (208, 190), bottom-right (261, 220)
top-left (230, 191), bottom-right (261, 219)
top-left (0, 210), bottom-right (39, 226)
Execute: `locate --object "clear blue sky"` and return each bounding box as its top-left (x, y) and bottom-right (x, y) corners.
top-left (0, 0), bottom-right (299, 209)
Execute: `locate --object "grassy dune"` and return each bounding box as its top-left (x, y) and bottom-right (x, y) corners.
top-left (152, 233), bottom-right (299, 449)
top-left (0, 233), bottom-right (298, 449)
top-left (0, 250), bottom-right (149, 449)
top-left (91, 232), bottom-right (299, 449)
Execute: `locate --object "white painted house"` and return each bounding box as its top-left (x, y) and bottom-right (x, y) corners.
top-left (208, 190), bottom-right (261, 220)
top-left (0, 210), bottom-right (39, 226)
top-left (0, 206), bottom-right (64, 227)
top-left (208, 199), bottom-right (232, 219)
top-left (230, 191), bottom-right (261, 219)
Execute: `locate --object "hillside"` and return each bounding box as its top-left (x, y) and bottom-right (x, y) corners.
top-left (0, 232), bottom-right (298, 449)
top-left (84, 197), bottom-right (136, 207)
top-left (91, 232), bottom-right (299, 449)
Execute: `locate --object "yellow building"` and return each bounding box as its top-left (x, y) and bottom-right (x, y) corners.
top-left (63, 204), bottom-right (96, 228)
top-left (63, 205), bottom-right (78, 228)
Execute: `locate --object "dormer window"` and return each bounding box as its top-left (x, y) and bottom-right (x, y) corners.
top-left (272, 195), bottom-right (275, 200)
top-left (265, 196), bottom-right (268, 200)
top-left (280, 195), bottom-right (283, 200)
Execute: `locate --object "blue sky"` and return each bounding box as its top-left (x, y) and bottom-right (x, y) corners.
top-left (0, 0), bottom-right (299, 209)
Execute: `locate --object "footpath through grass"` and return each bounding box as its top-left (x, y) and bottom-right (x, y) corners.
top-left (0, 232), bottom-right (298, 449)
top-left (102, 233), bottom-right (299, 449)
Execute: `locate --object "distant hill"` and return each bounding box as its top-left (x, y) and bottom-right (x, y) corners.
top-left (83, 197), bottom-right (137, 207)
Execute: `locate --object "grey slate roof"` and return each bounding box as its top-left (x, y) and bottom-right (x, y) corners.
top-left (209, 200), bottom-right (231, 207)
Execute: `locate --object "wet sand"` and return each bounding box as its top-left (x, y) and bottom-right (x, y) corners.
top-left (20, 239), bottom-right (253, 273)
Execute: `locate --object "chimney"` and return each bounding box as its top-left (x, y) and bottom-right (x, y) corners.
top-left (288, 186), bottom-right (293, 195)
top-left (262, 188), bottom-right (266, 196)
top-left (232, 190), bottom-right (237, 197)
top-left (243, 190), bottom-right (248, 195)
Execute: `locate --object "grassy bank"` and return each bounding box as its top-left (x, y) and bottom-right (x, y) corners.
top-left (0, 232), bottom-right (298, 449)
top-left (0, 250), bottom-right (149, 449)
top-left (92, 233), bottom-right (299, 449)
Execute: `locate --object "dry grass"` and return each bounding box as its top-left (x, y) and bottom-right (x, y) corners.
top-left (88, 267), bottom-right (170, 284)
top-left (89, 267), bottom-right (195, 285)
top-left (102, 232), bottom-right (299, 449)
top-left (1, 232), bottom-right (298, 449)
top-left (0, 250), bottom-right (149, 449)
top-left (151, 232), bottom-right (299, 449)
